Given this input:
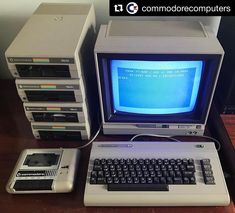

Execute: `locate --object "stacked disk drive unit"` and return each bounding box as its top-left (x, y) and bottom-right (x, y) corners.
top-left (5, 3), bottom-right (97, 141)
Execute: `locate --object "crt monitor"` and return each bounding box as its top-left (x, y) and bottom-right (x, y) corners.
top-left (95, 21), bottom-right (224, 136)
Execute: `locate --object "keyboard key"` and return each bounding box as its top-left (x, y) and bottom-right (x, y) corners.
top-left (117, 171), bottom-right (123, 177)
top-left (98, 171), bottom-right (104, 177)
top-left (97, 177), bottom-right (106, 184)
top-left (90, 177), bottom-right (97, 184)
top-left (202, 164), bottom-right (212, 171)
top-left (93, 165), bottom-right (102, 171)
top-left (183, 177), bottom-right (190, 184)
top-left (188, 159), bottom-right (194, 165)
top-left (132, 158), bottom-right (138, 165)
top-left (113, 158), bottom-right (119, 165)
top-left (170, 159), bottom-right (176, 165)
top-left (107, 159), bottom-right (113, 165)
top-left (126, 159), bottom-right (132, 165)
top-left (103, 165), bottom-right (109, 171)
top-left (164, 159), bottom-right (169, 165)
top-left (133, 177), bottom-right (140, 184)
top-left (145, 159), bottom-right (150, 164)
top-left (182, 171), bottom-right (194, 177)
top-left (153, 177), bottom-right (160, 184)
top-left (139, 159), bottom-right (144, 165)
top-left (150, 159), bottom-right (157, 164)
top-left (91, 171), bottom-right (97, 178)
top-left (203, 170), bottom-right (213, 177)
top-left (127, 177), bottom-right (133, 184)
top-left (186, 165), bottom-right (195, 171)
top-left (113, 177), bottom-right (119, 184)
top-left (157, 159), bottom-right (163, 165)
top-left (107, 177), bottom-right (113, 184)
top-left (174, 177), bottom-right (183, 184)
top-left (119, 159), bottom-right (125, 164)
top-left (107, 184), bottom-right (169, 191)
top-left (101, 159), bottom-right (106, 165)
top-left (167, 177), bottom-right (173, 184)
top-left (147, 177), bottom-right (153, 184)
top-left (190, 176), bottom-right (196, 184)
top-left (104, 171), bottom-right (110, 177)
top-left (120, 177), bottom-right (126, 184)
top-left (160, 177), bottom-right (167, 184)
top-left (201, 159), bottom-right (210, 165)
top-left (94, 159), bottom-right (100, 165)
top-left (140, 177), bottom-right (146, 184)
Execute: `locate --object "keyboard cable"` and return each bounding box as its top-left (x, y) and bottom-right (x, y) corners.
top-left (130, 134), bottom-right (221, 151)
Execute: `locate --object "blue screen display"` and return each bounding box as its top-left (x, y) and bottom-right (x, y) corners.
top-left (111, 60), bottom-right (203, 114)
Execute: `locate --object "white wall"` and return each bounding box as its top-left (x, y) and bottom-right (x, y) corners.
top-left (0, 0), bottom-right (221, 78)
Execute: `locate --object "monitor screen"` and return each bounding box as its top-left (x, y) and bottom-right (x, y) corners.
top-left (111, 60), bottom-right (203, 115)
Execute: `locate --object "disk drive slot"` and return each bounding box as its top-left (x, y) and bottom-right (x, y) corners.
top-left (25, 91), bottom-right (75, 102)
top-left (39, 131), bottom-right (82, 141)
top-left (32, 112), bottom-right (78, 122)
top-left (16, 65), bottom-right (70, 78)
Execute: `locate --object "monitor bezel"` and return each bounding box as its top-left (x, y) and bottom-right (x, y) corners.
top-left (97, 53), bottom-right (221, 124)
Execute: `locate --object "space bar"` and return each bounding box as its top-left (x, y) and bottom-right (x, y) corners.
top-left (108, 184), bottom-right (169, 191)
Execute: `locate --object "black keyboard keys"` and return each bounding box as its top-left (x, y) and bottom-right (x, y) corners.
top-left (90, 158), bottom-right (200, 188)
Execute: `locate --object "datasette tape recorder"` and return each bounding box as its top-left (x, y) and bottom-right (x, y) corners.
top-left (6, 148), bottom-right (80, 194)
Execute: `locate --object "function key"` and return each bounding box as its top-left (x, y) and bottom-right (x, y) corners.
top-left (201, 164), bottom-right (212, 171)
top-left (204, 170), bottom-right (213, 177)
top-left (205, 176), bottom-right (215, 184)
top-left (201, 159), bottom-right (210, 165)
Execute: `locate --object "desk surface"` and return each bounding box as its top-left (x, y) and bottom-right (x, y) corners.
top-left (0, 80), bottom-right (234, 213)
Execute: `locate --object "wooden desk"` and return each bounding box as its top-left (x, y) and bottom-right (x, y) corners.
top-left (221, 115), bottom-right (235, 147)
top-left (0, 80), bottom-right (234, 213)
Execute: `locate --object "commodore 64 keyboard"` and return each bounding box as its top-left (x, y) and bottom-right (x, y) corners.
top-left (84, 141), bottom-right (230, 206)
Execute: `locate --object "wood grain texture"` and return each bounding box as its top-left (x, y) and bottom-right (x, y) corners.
top-left (0, 80), bottom-right (234, 213)
top-left (221, 115), bottom-right (235, 147)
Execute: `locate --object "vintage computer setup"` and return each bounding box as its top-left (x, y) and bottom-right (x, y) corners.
top-left (83, 20), bottom-right (230, 206)
top-left (4, 3), bottom-right (230, 206)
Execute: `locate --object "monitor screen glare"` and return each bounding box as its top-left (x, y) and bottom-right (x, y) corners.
top-left (111, 60), bottom-right (203, 114)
